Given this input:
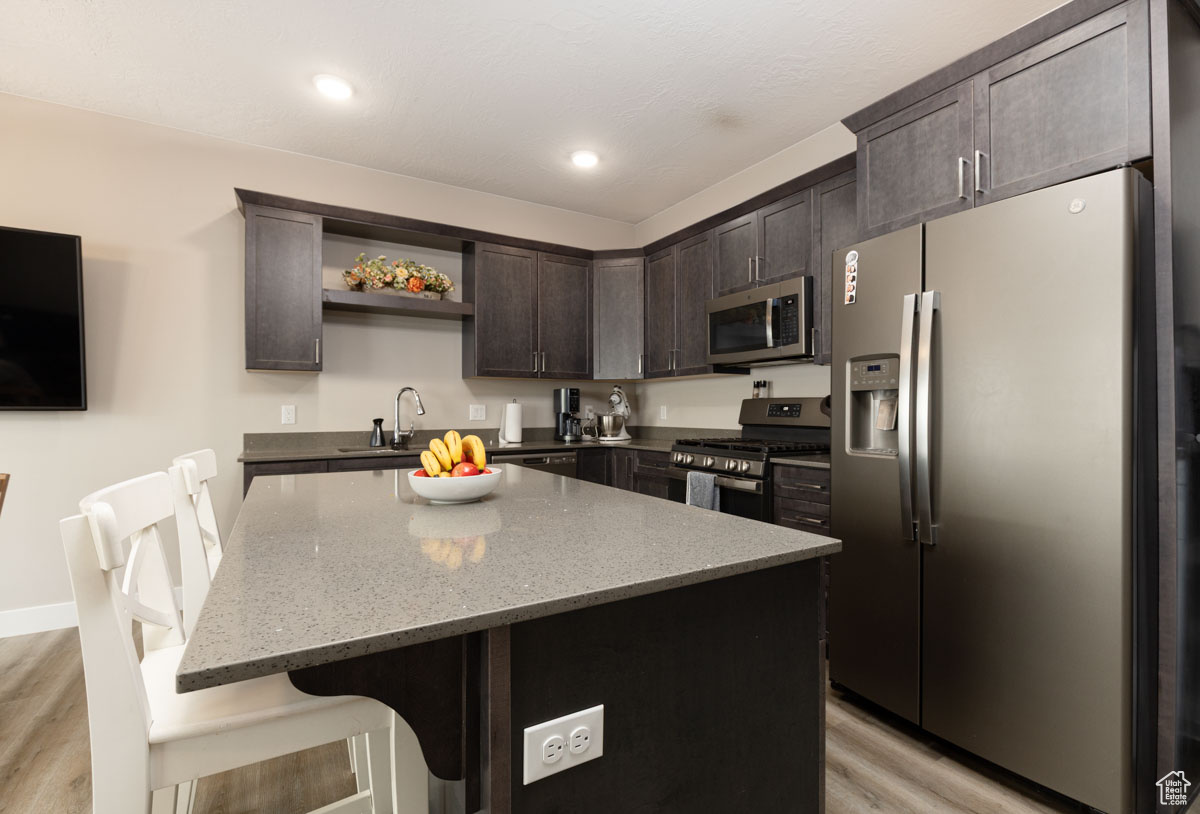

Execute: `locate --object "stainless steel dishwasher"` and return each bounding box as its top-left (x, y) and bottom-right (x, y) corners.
top-left (492, 451), bottom-right (577, 478)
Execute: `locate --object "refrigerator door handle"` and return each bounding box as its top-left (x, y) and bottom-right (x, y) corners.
top-left (898, 293), bottom-right (918, 540)
top-left (916, 289), bottom-right (940, 545)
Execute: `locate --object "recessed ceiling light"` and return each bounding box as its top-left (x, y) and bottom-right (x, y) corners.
top-left (313, 74), bottom-right (353, 101)
top-left (571, 150), bottom-right (599, 169)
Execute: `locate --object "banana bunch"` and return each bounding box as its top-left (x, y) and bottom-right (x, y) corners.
top-left (419, 430), bottom-right (487, 477)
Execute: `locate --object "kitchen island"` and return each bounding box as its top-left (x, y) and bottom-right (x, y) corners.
top-left (178, 465), bottom-right (839, 813)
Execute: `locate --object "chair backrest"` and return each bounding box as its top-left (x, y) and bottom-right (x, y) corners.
top-left (64, 471), bottom-right (186, 810)
top-left (78, 472), bottom-right (186, 652)
top-left (169, 450), bottom-right (222, 637)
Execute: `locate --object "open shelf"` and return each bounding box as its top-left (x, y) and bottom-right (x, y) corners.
top-left (322, 288), bottom-right (474, 320)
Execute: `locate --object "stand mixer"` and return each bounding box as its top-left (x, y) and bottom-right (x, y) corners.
top-left (598, 385), bottom-right (633, 443)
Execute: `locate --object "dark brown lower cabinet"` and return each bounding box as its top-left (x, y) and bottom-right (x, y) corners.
top-left (575, 448), bottom-right (610, 485)
top-left (773, 463), bottom-right (832, 647)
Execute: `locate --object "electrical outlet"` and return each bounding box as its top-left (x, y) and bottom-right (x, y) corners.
top-left (469, 404), bottom-right (486, 421)
top-left (659, 405), bottom-right (668, 420)
top-left (584, 405), bottom-right (595, 419)
top-left (522, 704), bottom-right (604, 784)
top-left (569, 726), bottom-right (592, 755)
top-left (281, 405), bottom-right (296, 425)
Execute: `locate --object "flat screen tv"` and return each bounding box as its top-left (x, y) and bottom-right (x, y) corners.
top-left (0, 225), bottom-right (86, 410)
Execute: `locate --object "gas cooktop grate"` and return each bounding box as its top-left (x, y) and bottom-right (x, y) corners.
top-left (674, 438), bottom-right (830, 455)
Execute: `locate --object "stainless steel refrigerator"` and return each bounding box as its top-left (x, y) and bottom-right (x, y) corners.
top-left (830, 168), bottom-right (1150, 813)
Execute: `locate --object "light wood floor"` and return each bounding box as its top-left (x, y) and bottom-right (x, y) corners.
top-left (0, 628), bottom-right (1079, 814)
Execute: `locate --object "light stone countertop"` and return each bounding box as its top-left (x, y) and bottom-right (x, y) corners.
top-left (239, 435), bottom-right (678, 464)
top-left (177, 465), bottom-right (839, 692)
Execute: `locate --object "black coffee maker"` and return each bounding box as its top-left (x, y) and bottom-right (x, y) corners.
top-left (553, 387), bottom-right (582, 441)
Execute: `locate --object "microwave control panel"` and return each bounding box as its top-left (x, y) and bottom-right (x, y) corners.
top-left (778, 295), bottom-right (801, 346)
top-left (850, 358), bottom-right (899, 391)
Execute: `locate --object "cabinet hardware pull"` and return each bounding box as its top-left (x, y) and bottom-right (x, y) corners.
top-left (974, 150), bottom-right (987, 194)
top-left (783, 513), bottom-right (828, 527)
top-left (541, 352), bottom-right (546, 372)
top-left (748, 257), bottom-right (753, 282)
top-left (957, 157), bottom-right (971, 200)
top-left (315, 338), bottom-right (320, 365)
top-left (754, 256), bottom-right (762, 282)
top-left (638, 354), bottom-right (643, 375)
top-left (532, 352), bottom-right (538, 372)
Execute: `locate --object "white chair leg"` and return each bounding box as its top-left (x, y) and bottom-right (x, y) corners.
top-left (173, 780), bottom-right (193, 814)
top-left (150, 786), bottom-right (176, 814)
top-left (365, 725), bottom-right (395, 814)
top-left (352, 733), bottom-right (370, 794)
top-left (348, 736), bottom-right (358, 775)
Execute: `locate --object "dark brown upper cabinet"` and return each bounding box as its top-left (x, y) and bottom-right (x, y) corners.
top-left (244, 204), bottom-right (324, 371)
top-left (853, 0), bottom-right (1150, 239)
top-left (538, 253), bottom-right (592, 379)
top-left (674, 232), bottom-right (714, 376)
top-left (758, 189), bottom-right (814, 286)
top-left (644, 233), bottom-right (714, 379)
top-left (812, 170), bottom-right (858, 366)
top-left (857, 82), bottom-right (975, 240)
top-left (644, 246), bottom-right (677, 379)
top-left (463, 243), bottom-right (539, 378)
top-left (593, 255), bottom-right (645, 380)
top-left (971, 1), bottom-right (1150, 205)
top-left (713, 213), bottom-right (759, 296)
top-left (714, 190), bottom-right (814, 297)
top-left (462, 243), bottom-right (591, 379)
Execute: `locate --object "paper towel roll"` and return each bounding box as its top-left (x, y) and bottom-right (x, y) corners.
top-left (499, 399), bottom-right (523, 444)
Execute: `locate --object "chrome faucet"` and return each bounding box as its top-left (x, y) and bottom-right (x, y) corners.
top-left (393, 387), bottom-right (426, 449)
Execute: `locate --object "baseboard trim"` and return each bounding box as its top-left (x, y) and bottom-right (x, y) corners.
top-left (0, 587), bottom-right (185, 638)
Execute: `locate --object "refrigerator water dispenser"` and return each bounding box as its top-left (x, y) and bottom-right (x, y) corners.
top-left (847, 356), bottom-right (899, 456)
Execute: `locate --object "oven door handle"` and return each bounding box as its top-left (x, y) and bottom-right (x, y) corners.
top-left (664, 466), bottom-right (763, 494)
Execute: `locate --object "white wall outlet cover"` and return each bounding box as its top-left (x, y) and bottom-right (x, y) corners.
top-left (584, 405), bottom-right (595, 419)
top-left (522, 704), bottom-right (604, 784)
top-left (469, 404), bottom-right (486, 421)
top-left (659, 405), bottom-right (668, 420)
top-left (281, 404), bottom-right (296, 425)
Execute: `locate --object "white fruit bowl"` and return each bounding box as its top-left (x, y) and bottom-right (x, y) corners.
top-left (407, 465), bottom-right (503, 504)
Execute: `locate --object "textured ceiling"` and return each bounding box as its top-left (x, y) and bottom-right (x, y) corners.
top-left (2, 0), bottom-right (1065, 223)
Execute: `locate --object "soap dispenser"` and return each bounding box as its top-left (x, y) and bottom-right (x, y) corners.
top-left (369, 418), bottom-right (386, 447)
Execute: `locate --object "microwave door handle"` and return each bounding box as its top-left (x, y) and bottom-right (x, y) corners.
top-left (897, 293), bottom-right (918, 540)
top-left (765, 298), bottom-right (775, 349)
top-left (915, 290), bottom-right (940, 546)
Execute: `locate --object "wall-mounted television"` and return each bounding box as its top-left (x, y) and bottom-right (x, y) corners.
top-left (0, 225), bottom-right (86, 410)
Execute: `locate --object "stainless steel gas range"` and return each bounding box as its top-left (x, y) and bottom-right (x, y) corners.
top-left (664, 397), bottom-right (831, 522)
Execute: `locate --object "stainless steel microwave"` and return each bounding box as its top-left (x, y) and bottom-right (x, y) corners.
top-left (705, 277), bottom-right (813, 366)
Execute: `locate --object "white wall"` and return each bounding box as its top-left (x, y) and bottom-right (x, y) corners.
top-left (0, 93), bottom-right (627, 614)
top-left (633, 365), bottom-right (832, 430)
top-left (633, 123), bottom-right (857, 246)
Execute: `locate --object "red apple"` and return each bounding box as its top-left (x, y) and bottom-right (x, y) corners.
top-left (412, 469), bottom-right (429, 477)
top-left (451, 462), bottom-right (480, 477)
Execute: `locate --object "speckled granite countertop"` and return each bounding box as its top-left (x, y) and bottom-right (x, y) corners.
top-left (177, 466), bottom-right (839, 692)
top-left (239, 430), bottom-right (701, 464)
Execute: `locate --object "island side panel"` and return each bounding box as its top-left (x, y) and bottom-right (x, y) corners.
top-left (505, 561), bottom-right (822, 813)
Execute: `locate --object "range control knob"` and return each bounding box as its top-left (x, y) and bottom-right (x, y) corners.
top-left (725, 459), bottom-right (739, 472)
top-left (672, 453), bottom-right (682, 464)
top-left (703, 456), bottom-right (716, 468)
top-left (684, 454), bottom-right (695, 465)
top-left (739, 461), bottom-right (752, 473)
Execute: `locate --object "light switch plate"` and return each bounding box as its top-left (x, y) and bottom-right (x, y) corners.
top-left (281, 405), bottom-right (296, 425)
top-left (469, 404), bottom-right (486, 421)
top-left (522, 704), bottom-right (604, 784)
